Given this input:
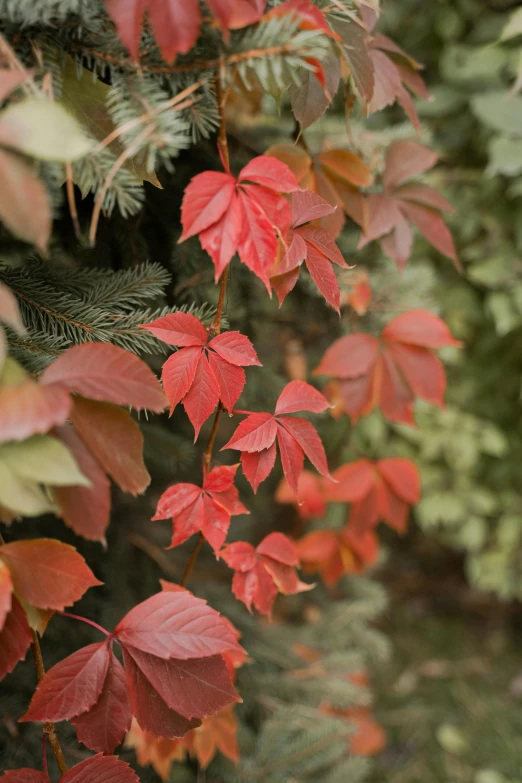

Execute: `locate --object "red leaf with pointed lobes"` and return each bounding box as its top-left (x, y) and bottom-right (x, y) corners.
top-left (276, 470), bottom-right (328, 519)
top-left (279, 417), bottom-right (331, 478)
top-left (141, 312), bottom-right (207, 347)
top-left (71, 398), bottom-right (150, 496)
top-left (399, 201), bottom-right (458, 264)
top-left (162, 346), bottom-right (202, 413)
top-left (41, 343), bottom-right (167, 413)
top-left (1, 772), bottom-right (49, 783)
top-left (314, 334), bottom-right (379, 380)
top-left (123, 645), bottom-right (240, 720)
top-left (377, 458), bottom-right (421, 505)
top-left (209, 332), bottom-right (261, 367)
top-left (327, 459), bottom-right (375, 503)
top-left (379, 214), bottom-right (413, 271)
top-left (168, 496), bottom-right (205, 550)
top-left (0, 539), bottom-right (101, 612)
top-left (275, 380), bottom-right (330, 415)
top-left (203, 464), bottom-right (239, 494)
top-left (200, 191), bottom-right (243, 281)
top-left (114, 591), bottom-right (245, 660)
top-left (0, 597), bottom-right (31, 680)
top-left (153, 483), bottom-right (201, 521)
top-left (60, 754), bottom-right (140, 783)
top-left (388, 343), bottom-right (446, 406)
top-left (180, 172), bottom-right (235, 240)
top-left (239, 156), bottom-right (300, 192)
top-left (382, 309), bottom-right (462, 348)
top-left (304, 245), bottom-right (341, 313)
top-left (222, 412), bottom-right (277, 453)
top-left (298, 226), bottom-right (349, 268)
top-left (122, 648), bottom-right (200, 739)
top-left (0, 561), bottom-right (13, 631)
top-left (256, 532), bottom-right (299, 566)
top-left (291, 190), bottom-right (336, 227)
top-left (241, 443), bottom-right (277, 493)
top-left (22, 642), bottom-right (110, 723)
top-left (261, 558), bottom-right (313, 595)
top-left (54, 424), bottom-right (111, 543)
top-left (394, 183), bottom-right (455, 213)
top-left (207, 352), bottom-right (245, 413)
top-left (267, 0), bottom-right (340, 40)
top-left (72, 653), bottom-right (132, 754)
top-left (236, 191), bottom-right (276, 292)
top-left (241, 183), bottom-right (292, 237)
top-left (270, 266), bottom-right (300, 307)
top-left (276, 424), bottom-right (304, 495)
top-left (384, 141), bottom-right (438, 191)
top-left (182, 354), bottom-right (220, 441)
top-left (220, 542), bottom-right (257, 572)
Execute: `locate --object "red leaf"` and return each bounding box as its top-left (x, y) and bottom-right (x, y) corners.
top-left (384, 141), bottom-right (438, 191)
top-left (242, 183), bottom-right (292, 237)
top-left (237, 190), bottom-right (277, 291)
top-left (60, 754), bottom-right (140, 783)
top-left (162, 346), bottom-right (202, 413)
top-left (279, 417), bottom-right (330, 478)
top-left (207, 352), bottom-right (245, 413)
top-left (241, 444), bottom-right (277, 493)
top-left (298, 226), bottom-right (349, 268)
top-left (208, 332), bottom-right (261, 367)
top-left (275, 380), bottom-right (329, 415)
top-left (168, 496), bottom-right (205, 550)
top-left (231, 564), bottom-right (278, 615)
top-left (382, 309), bottom-right (461, 348)
top-left (41, 344), bottom-right (167, 413)
top-left (270, 266), bottom-right (301, 307)
top-left (314, 334), bottom-right (379, 379)
top-left (182, 353), bottom-right (220, 441)
top-left (291, 190), bottom-right (336, 227)
top-left (222, 412), bottom-right (277, 453)
top-left (122, 648), bottom-right (200, 739)
top-left (203, 464), bottom-right (239, 494)
top-left (220, 542), bottom-right (257, 572)
top-left (379, 351), bottom-right (415, 425)
top-left (0, 597), bottom-right (31, 680)
top-left (0, 148), bottom-right (52, 252)
top-left (1, 772), bottom-right (49, 783)
top-left (387, 343), bottom-right (446, 406)
top-left (202, 497), bottom-right (231, 553)
top-left (0, 369), bottom-right (71, 445)
top-left (123, 645), bottom-right (240, 720)
top-left (379, 214), bottom-right (413, 271)
top-left (327, 460), bottom-right (375, 502)
top-left (268, 0), bottom-right (339, 39)
top-left (0, 539), bottom-right (101, 612)
top-left (22, 643), bottom-right (110, 723)
top-left (180, 172), bottom-right (236, 240)
top-left (0, 560), bottom-right (13, 631)
top-left (394, 183), bottom-right (455, 213)
top-left (256, 532), bottom-right (299, 566)
top-left (304, 244), bottom-right (341, 312)
top-left (114, 591), bottom-right (245, 660)
top-left (199, 191), bottom-right (243, 280)
top-left (71, 398), bottom-right (150, 496)
top-left (54, 424), bottom-right (111, 542)
top-left (359, 193), bottom-right (402, 244)
top-left (141, 312), bottom-right (207, 347)
top-left (153, 483), bottom-right (201, 521)
top-left (276, 424), bottom-right (304, 495)
top-left (398, 201), bottom-right (458, 264)
top-left (276, 470), bottom-right (328, 519)
top-left (72, 653), bottom-right (131, 754)
top-left (239, 156), bottom-right (300, 192)
top-left (377, 458), bottom-right (421, 505)
top-left (316, 149), bottom-right (373, 189)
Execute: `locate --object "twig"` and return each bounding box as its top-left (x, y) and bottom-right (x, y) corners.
top-left (65, 162), bottom-right (80, 238)
top-left (31, 631), bottom-right (68, 775)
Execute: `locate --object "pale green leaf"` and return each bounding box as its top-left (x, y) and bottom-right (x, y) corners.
top-left (500, 7), bottom-right (522, 42)
top-left (486, 136), bottom-right (522, 177)
top-left (0, 458), bottom-right (54, 515)
top-left (0, 435), bottom-right (90, 487)
top-left (471, 92), bottom-right (522, 135)
top-left (0, 98), bottom-right (94, 162)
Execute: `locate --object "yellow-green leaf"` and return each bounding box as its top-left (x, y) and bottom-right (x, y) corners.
top-left (0, 435), bottom-right (90, 487)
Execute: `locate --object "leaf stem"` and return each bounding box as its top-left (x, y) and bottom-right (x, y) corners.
top-left (31, 631), bottom-right (68, 775)
top-left (56, 611), bottom-right (111, 636)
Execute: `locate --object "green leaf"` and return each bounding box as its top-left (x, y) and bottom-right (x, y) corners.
top-left (499, 7), bottom-right (522, 42)
top-left (0, 435), bottom-right (90, 487)
top-left (471, 92), bottom-right (522, 136)
top-left (486, 136), bottom-right (522, 177)
top-left (0, 98), bottom-right (94, 162)
top-left (0, 459), bottom-right (54, 516)
top-left (486, 291), bottom-right (520, 335)
top-left (436, 723), bottom-right (468, 754)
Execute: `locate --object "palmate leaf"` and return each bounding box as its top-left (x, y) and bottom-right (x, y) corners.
top-left (2, 755), bottom-right (140, 783)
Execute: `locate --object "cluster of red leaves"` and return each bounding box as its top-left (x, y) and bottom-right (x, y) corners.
top-left (221, 532), bottom-right (312, 616)
top-left (341, 268), bottom-right (372, 315)
top-left (1, 342), bottom-right (167, 541)
top-left (270, 191), bottom-right (351, 312)
top-left (142, 312), bottom-right (261, 439)
top-left (21, 585), bottom-right (244, 753)
top-left (0, 539), bottom-right (100, 680)
top-left (296, 527), bottom-right (378, 587)
top-left (2, 753), bottom-right (140, 783)
top-left (126, 705), bottom-right (239, 780)
top-left (314, 309), bottom-right (461, 425)
top-left (179, 156), bottom-right (299, 290)
top-left (359, 141), bottom-right (458, 268)
top-left (276, 470), bottom-right (329, 520)
top-left (266, 144), bottom-right (372, 238)
top-left (105, 0), bottom-right (266, 61)
top-left (153, 465), bottom-right (248, 554)
top-left (222, 380), bottom-right (331, 494)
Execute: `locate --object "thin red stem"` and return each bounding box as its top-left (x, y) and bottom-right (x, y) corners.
top-left (56, 611), bottom-right (110, 636)
top-left (31, 631), bottom-right (68, 775)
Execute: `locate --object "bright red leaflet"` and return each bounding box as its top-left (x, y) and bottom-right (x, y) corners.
top-left (152, 464), bottom-right (249, 553)
top-left (22, 589), bottom-right (243, 749)
top-left (179, 156), bottom-right (300, 291)
top-left (105, 0), bottom-right (266, 62)
top-left (2, 754), bottom-right (140, 783)
top-left (314, 309), bottom-right (461, 425)
top-left (141, 312), bottom-right (261, 439)
top-left (221, 532), bottom-right (313, 616)
top-left (270, 191), bottom-right (350, 312)
top-left (222, 380), bottom-right (331, 494)
top-left (296, 527), bottom-right (379, 587)
top-left (265, 0), bottom-right (340, 40)
top-left (276, 470), bottom-right (329, 520)
top-left (358, 141), bottom-right (458, 269)
top-left (325, 458), bottom-right (421, 535)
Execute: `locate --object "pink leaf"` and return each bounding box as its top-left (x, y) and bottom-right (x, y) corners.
top-left (298, 225), bottom-right (349, 268)
top-left (384, 141), bottom-right (438, 191)
top-left (382, 309), bottom-right (461, 348)
top-left (222, 412), bottom-right (277, 453)
top-left (237, 191), bottom-right (277, 291)
top-left (182, 353), bottom-right (220, 441)
top-left (0, 376), bottom-right (71, 444)
top-left (162, 346), bottom-right (203, 413)
top-left (1, 772), bottom-right (49, 783)
top-left (207, 351), bottom-right (245, 413)
top-left (153, 483), bottom-right (201, 521)
top-left (41, 344), bottom-right (167, 413)
top-left (276, 424), bottom-right (304, 495)
top-left (239, 156), bottom-right (300, 192)
top-left (256, 532), bottom-right (299, 566)
top-left (314, 333), bottom-right (379, 379)
top-left (279, 417), bottom-right (331, 478)
top-left (141, 312), bottom-right (207, 347)
top-left (208, 332), bottom-right (261, 367)
top-left (203, 465), bottom-right (238, 494)
top-left (304, 245), bottom-right (341, 312)
top-left (291, 190), bottom-right (336, 227)
top-left (275, 380), bottom-right (329, 415)
top-left (180, 171), bottom-right (235, 240)
top-left (398, 200), bottom-right (458, 264)
top-left (241, 443), bottom-right (277, 492)
top-left (199, 190), bottom-right (243, 280)
top-left (220, 542), bottom-right (257, 572)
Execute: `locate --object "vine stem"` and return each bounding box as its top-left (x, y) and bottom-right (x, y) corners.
top-left (56, 611), bottom-right (110, 636)
top-left (180, 72), bottom-right (230, 589)
top-left (31, 631), bottom-right (68, 775)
